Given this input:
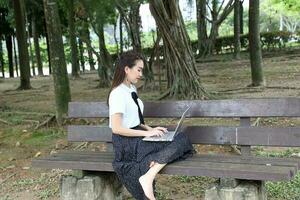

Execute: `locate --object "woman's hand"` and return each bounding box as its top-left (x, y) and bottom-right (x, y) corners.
top-left (146, 126), bottom-right (168, 137)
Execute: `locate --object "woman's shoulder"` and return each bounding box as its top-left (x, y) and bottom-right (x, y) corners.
top-left (110, 85), bottom-right (123, 95)
top-left (110, 84), bottom-right (129, 98)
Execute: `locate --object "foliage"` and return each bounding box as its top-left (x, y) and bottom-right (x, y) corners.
top-left (267, 173), bottom-right (300, 200)
top-left (191, 31), bottom-right (296, 54)
top-left (271, 0), bottom-right (300, 12)
top-left (261, 0), bottom-right (300, 32)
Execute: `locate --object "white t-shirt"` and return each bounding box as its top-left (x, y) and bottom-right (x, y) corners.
top-left (109, 83), bottom-right (144, 128)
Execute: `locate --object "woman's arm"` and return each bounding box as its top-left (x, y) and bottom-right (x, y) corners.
top-left (111, 113), bottom-right (165, 137)
top-left (139, 124), bottom-right (153, 131)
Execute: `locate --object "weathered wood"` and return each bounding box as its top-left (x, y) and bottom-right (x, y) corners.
top-left (68, 125), bottom-right (300, 146)
top-left (68, 98), bottom-right (300, 118)
top-left (51, 151), bottom-right (299, 171)
top-left (240, 117), bottom-right (251, 156)
top-left (32, 153), bottom-right (295, 181)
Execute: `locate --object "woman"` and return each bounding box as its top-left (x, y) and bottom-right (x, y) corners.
top-left (108, 51), bottom-right (195, 200)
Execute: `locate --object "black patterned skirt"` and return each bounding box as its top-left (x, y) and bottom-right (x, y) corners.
top-left (112, 126), bottom-right (195, 200)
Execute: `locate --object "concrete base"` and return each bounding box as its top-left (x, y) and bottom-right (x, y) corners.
top-left (205, 181), bottom-right (266, 200)
top-left (60, 171), bottom-right (123, 200)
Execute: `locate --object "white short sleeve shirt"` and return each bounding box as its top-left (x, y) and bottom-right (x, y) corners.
top-left (109, 83), bottom-right (144, 128)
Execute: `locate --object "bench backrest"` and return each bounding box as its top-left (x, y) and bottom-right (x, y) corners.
top-left (67, 98), bottom-right (300, 150)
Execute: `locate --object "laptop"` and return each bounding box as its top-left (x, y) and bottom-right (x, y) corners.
top-left (142, 106), bottom-right (190, 142)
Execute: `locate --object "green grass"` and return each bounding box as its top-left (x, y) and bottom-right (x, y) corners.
top-left (0, 127), bottom-right (65, 148)
top-left (253, 147), bottom-right (300, 199)
top-left (267, 172), bottom-right (300, 200)
top-left (23, 128), bottom-right (65, 147)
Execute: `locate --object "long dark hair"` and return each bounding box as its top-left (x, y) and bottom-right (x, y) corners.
top-left (107, 51), bottom-right (143, 105)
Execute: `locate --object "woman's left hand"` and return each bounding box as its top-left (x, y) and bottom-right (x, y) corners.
top-left (153, 126), bottom-right (168, 133)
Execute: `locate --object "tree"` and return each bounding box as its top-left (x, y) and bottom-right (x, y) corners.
top-left (13, 34), bottom-right (19, 77)
top-left (234, 0), bottom-right (241, 59)
top-left (249, 0), bottom-right (264, 86)
top-left (0, 6), bottom-right (14, 78)
top-left (6, 34), bottom-right (14, 77)
top-left (116, 0), bottom-right (143, 53)
top-left (32, 13), bottom-right (44, 76)
top-left (0, 40), bottom-right (4, 78)
top-left (78, 37), bottom-right (85, 72)
top-left (239, 0), bottom-right (243, 34)
top-left (262, 0), bottom-right (300, 32)
top-left (13, 0), bottom-right (31, 89)
top-left (196, 0), bottom-right (208, 56)
top-left (26, 0), bottom-right (45, 76)
top-left (198, 0), bottom-right (235, 56)
top-left (79, 0), bottom-right (116, 87)
top-left (43, 0), bottom-right (71, 125)
top-left (66, 0), bottom-right (80, 78)
top-left (149, 0), bottom-right (208, 99)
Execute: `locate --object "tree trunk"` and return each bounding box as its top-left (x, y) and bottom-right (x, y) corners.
top-left (32, 14), bottom-right (44, 76)
top-left (82, 23), bottom-right (95, 71)
top-left (68, 0), bottom-right (80, 78)
top-left (78, 38), bottom-right (85, 72)
top-left (113, 19), bottom-right (119, 54)
top-left (234, 0), bottom-right (241, 59)
top-left (201, 0), bottom-right (234, 57)
top-left (249, 0), bottom-right (264, 86)
top-left (44, 21), bottom-right (52, 74)
top-left (196, 0), bottom-right (208, 56)
top-left (43, 0), bottom-right (71, 125)
top-left (13, 34), bottom-right (19, 77)
top-left (149, 0), bottom-right (208, 99)
top-left (6, 35), bottom-right (14, 77)
top-left (97, 24), bottom-right (111, 87)
top-left (13, 0), bottom-right (31, 89)
top-left (0, 40), bottom-right (5, 78)
top-left (129, 2), bottom-right (142, 53)
top-left (240, 0), bottom-right (244, 34)
top-left (28, 30), bottom-right (36, 76)
top-left (119, 14), bottom-right (123, 53)
top-left (116, 1), bottom-right (142, 53)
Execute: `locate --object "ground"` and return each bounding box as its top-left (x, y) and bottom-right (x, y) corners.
top-left (0, 50), bottom-right (299, 200)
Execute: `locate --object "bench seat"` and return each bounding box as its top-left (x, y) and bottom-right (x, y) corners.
top-left (32, 151), bottom-right (298, 181)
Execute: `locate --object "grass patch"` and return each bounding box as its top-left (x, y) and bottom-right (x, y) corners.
top-left (23, 128), bottom-right (65, 147)
top-left (0, 127), bottom-right (65, 148)
top-left (254, 147), bottom-right (300, 199)
top-left (267, 172), bottom-right (300, 200)
top-left (254, 147), bottom-right (300, 158)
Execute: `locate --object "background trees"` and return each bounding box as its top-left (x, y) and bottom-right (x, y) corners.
top-left (43, 0), bottom-right (71, 125)
top-left (0, 0), bottom-right (299, 105)
top-left (13, 0), bottom-right (31, 89)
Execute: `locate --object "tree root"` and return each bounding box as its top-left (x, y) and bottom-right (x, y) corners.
top-left (34, 115), bottom-right (56, 130)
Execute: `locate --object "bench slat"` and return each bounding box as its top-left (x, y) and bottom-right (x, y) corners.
top-left (52, 151), bottom-right (300, 170)
top-left (68, 125), bottom-right (300, 146)
top-left (68, 98), bottom-right (300, 118)
top-left (32, 153), bottom-right (295, 181)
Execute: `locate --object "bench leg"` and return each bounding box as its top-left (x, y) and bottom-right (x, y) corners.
top-left (205, 179), bottom-right (267, 200)
top-left (60, 171), bottom-right (123, 200)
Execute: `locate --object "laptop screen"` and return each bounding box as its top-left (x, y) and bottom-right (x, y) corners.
top-left (173, 106), bottom-right (190, 134)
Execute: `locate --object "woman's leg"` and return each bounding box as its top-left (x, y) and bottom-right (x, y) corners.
top-left (139, 162), bottom-right (167, 200)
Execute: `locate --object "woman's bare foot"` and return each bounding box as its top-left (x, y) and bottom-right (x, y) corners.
top-left (139, 174), bottom-right (155, 200)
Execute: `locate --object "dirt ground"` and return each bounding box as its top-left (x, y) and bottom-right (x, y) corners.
top-left (0, 50), bottom-right (300, 200)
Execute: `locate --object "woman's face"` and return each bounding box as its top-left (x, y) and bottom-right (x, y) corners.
top-left (125, 59), bottom-right (144, 84)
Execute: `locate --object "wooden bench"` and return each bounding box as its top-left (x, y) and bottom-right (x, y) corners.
top-left (32, 98), bottom-right (300, 200)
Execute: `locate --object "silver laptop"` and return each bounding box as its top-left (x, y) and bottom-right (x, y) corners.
top-left (142, 106), bottom-right (190, 142)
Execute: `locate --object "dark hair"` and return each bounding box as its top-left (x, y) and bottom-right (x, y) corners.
top-left (107, 51), bottom-right (144, 105)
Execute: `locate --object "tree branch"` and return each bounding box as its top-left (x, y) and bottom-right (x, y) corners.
top-left (217, 0), bottom-right (234, 26)
top-left (206, 0), bottom-right (213, 14)
top-left (216, 0), bottom-right (225, 17)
